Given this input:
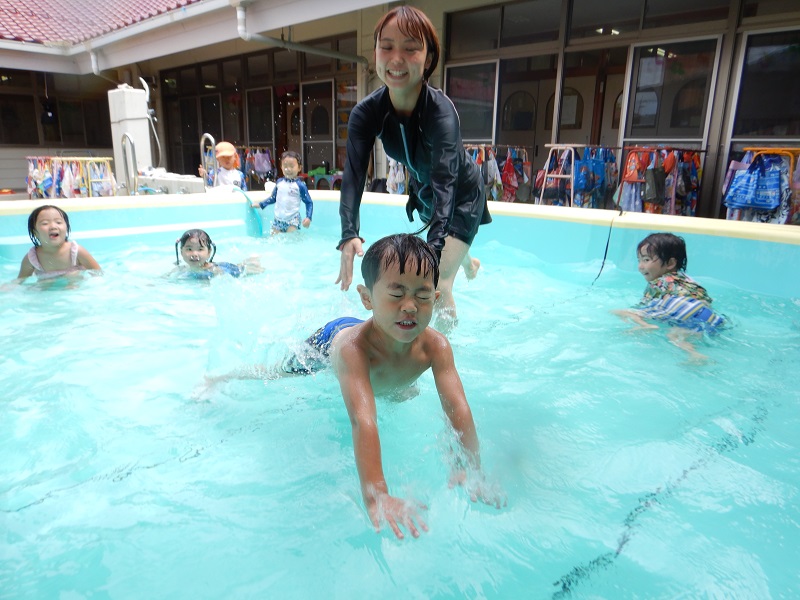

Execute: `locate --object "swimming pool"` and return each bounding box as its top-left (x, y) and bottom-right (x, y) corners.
top-left (1, 193), bottom-right (799, 598)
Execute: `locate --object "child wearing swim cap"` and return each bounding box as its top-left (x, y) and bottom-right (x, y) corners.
top-left (613, 232), bottom-right (727, 361)
top-left (198, 141), bottom-right (246, 189)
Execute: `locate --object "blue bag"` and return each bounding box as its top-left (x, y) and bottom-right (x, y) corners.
top-left (724, 154), bottom-right (781, 210)
top-left (574, 150), bottom-right (595, 193)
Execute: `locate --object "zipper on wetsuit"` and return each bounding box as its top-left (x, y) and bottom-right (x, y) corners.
top-left (399, 123), bottom-right (420, 181)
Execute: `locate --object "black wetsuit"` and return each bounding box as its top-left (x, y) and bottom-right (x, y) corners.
top-left (338, 84), bottom-right (491, 255)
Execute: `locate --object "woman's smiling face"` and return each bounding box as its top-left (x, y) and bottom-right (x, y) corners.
top-left (374, 16), bottom-right (432, 97)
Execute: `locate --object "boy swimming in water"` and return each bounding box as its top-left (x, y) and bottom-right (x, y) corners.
top-left (204, 233), bottom-right (504, 538)
top-left (613, 232), bottom-right (726, 361)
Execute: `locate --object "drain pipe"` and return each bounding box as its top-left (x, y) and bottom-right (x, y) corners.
top-left (235, 2), bottom-right (368, 66)
top-left (89, 49), bottom-right (120, 85)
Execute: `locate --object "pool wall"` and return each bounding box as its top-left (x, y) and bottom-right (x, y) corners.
top-left (1, 189), bottom-right (799, 298)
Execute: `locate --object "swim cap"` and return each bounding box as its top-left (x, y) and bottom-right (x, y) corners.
top-left (215, 141), bottom-right (236, 158)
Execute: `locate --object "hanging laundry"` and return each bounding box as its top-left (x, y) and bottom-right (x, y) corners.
top-left (501, 150), bottom-right (518, 202)
top-left (386, 158), bottom-right (406, 194)
top-left (485, 148), bottom-right (503, 201)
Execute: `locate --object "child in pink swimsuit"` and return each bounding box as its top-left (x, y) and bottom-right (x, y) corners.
top-left (13, 205), bottom-right (101, 283)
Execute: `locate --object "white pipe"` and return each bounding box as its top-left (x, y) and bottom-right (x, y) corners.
top-left (89, 50), bottom-right (119, 84)
top-left (235, 4), bottom-right (368, 65)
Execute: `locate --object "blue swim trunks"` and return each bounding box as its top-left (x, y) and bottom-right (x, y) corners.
top-left (282, 317), bottom-right (364, 374)
top-left (271, 215), bottom-right (301, 232)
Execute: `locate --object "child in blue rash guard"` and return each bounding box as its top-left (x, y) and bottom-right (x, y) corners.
top-left (613, 232), bottom-right (727, 361)
top-left (172, 229), bottom-right (263, 279)
top-left (251, 150), bottom-right (313, 234)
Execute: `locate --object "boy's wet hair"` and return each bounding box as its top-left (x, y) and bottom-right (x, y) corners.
top-left (637, 232), bottom-right (688, 271)
top-left (175, 228), bottom-right (217, 265)
top-left (361, 233), bottom-right (439, 290)
top-left (374, 6), bottom-right (440, 82)
top-left (280, 150), bottom-right (302, 166)
top-left (28, 205), bottom-right (71, 246)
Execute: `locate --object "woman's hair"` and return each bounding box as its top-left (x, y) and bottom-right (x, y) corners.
top-left (28, 205), bottom-right (70, 246)
top-left (373, 6), bottom-right (440, 82)
top-left (175, 229), bottom-right (216, 265)
top-left (361, 233), bottom-right (439, 290)
top-left (637, 232), bottom-right (688, 271)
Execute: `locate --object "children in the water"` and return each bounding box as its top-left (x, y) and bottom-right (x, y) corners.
top-left (251, 150), bottom-right (313, 234)
top-left (202, 233), bottom-right (505, 538)
top-left (172, 229), bottom-right (262, 279)
top-left (613, 232), bottom-right (726, 361)
top-left (12, 204), bottom-right (101, 284)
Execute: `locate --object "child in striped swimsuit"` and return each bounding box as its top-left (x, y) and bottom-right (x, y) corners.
top-left (613, 232), bottom-right (726, 361)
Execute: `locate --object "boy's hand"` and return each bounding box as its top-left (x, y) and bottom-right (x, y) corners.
top-left (251, 202), bottom-right (260, 208)
top-left (449, 469), bottom-right (507, 509)
top-left (302, 218), bottom-right (311, 228)
top-left (369, 493), bottom-right (429, 540)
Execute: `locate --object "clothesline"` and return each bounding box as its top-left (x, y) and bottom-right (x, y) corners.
top-left (26, 156), bottom-right (116, 199)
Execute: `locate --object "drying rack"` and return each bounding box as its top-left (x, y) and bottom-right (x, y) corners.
top-left (537, 144), bottom-right (621, 207)
top-left (26, 156), bottom-right (116, 198)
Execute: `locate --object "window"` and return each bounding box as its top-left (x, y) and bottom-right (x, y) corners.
top-left (445, 63), bottom-right (497, 142)
top-left (643, 0), bottom-right (729, 29)
top-left (303, 42), bottom-right (334, 77)
top-left (626, 40), bottom-right (716, 138)
top-left (0, 94), bottom-right (38, 144)
top-left (274, 49), bottom-right (298, 81)
top-left (502, 91), bottom-right (536, 131)
top-left (500, 0), bottom-right (559, 46)
top-left (448, 7), bottom-right (501, 58)
top-left (247, 88), bottom-right (273, 144)
top-left (546, 88), bottom-right (584, 130)
top-left (569, 0), bottom-right (641, 40)
top-left (733, 30), bottom-right (800, 138)
top-left (247, 53), bottom-right (270, 85)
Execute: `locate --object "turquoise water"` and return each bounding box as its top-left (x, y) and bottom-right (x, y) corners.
top-left (1, 227), bottom-right (799, 599)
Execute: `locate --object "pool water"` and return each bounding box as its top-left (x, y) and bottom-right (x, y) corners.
top-left (1, 229), bottom-right (799, 599)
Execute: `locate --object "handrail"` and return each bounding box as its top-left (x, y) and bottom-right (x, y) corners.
top-left (121, 132), bottom-right (138, 195)
top-left (200, 133), bottom-right (216, 188)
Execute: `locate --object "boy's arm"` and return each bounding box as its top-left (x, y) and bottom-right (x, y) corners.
top-left (430, 333), bottom-right (479, 463)
top-left (299, 181), bottom-right (313, 221)
top-left (254, 181), bottom-right (279, 209)
top-left (333, 343), bottom-right (427, 539)
top-left (431, 332), bottom-right (506, 508)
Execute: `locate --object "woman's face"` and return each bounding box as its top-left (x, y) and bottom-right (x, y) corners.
top-left (374, 17), bottom-right (432, 95)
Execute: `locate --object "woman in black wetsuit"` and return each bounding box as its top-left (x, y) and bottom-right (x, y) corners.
top-left (336, 6), bottom-right (491, 329)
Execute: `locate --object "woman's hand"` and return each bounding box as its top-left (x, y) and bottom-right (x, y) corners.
top-left (336, 237), bottom-right (364, 291)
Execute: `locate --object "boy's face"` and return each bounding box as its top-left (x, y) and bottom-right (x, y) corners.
top-left (358, 258), bottom-right (440, 344)
top-left (217, 153), bottom-right (237, 170)
top-left (281, 157), bottom-right (301, 179)
top-left (637, 245), bottom-right (676, 282)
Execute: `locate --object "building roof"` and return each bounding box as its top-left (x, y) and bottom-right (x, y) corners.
top-left (0, 0), bottom-right (204, 46)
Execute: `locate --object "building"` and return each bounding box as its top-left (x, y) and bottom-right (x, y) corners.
top-left (1, 0), bottom-right (799, 218)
